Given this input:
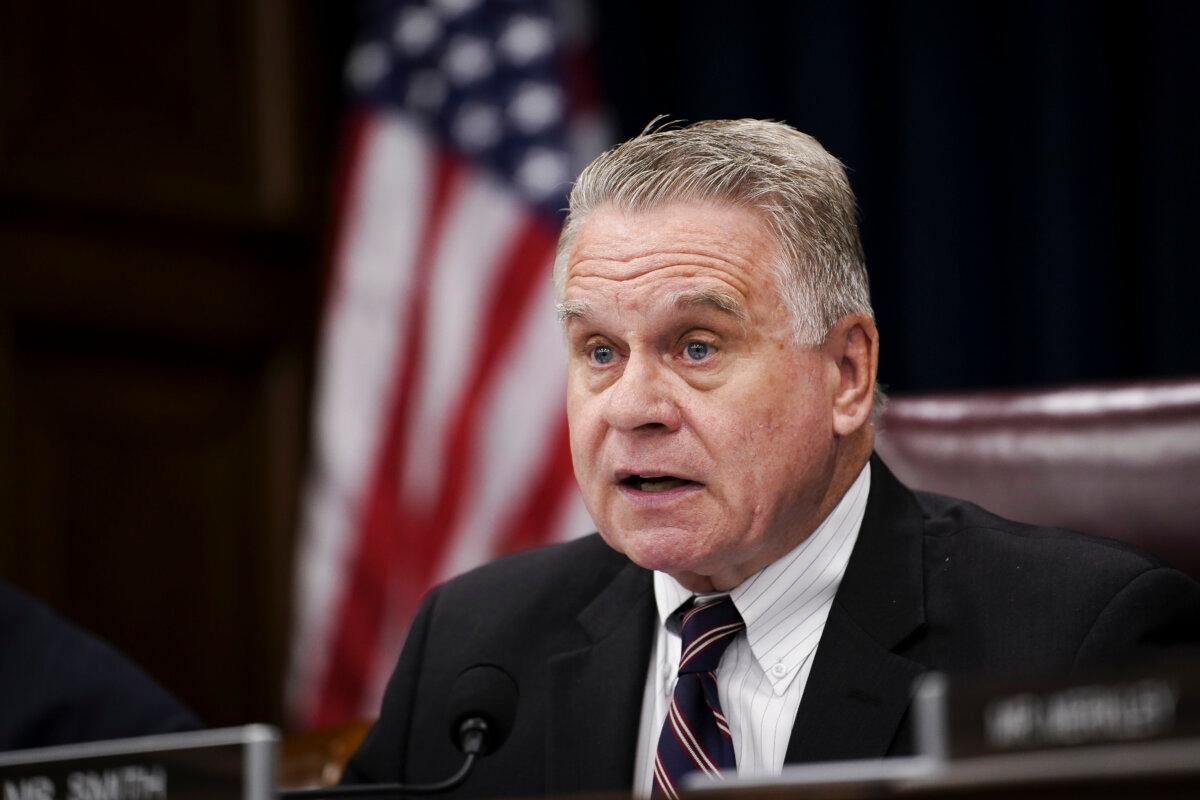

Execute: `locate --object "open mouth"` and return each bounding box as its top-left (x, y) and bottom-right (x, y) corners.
top-left (618, 474), bottom-right (700, 493)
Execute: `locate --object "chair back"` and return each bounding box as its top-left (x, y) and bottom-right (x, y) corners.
top-left (876, 378), bottom-right (1200, 580)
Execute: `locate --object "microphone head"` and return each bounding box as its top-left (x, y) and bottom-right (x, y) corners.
top-left (446, 664), bottom-right (519, 755)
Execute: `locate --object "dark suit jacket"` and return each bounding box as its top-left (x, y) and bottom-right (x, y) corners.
top-left (0, 580), bottom-right (200, 751)
top-left (342, 457), bottom-right (1200, 796)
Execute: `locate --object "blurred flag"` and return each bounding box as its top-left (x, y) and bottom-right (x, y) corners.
top-left (287, 0), bottom-right (605, 728)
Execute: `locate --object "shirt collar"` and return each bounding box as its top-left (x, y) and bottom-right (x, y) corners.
top-left (653, 461), bottom-right (872, 692)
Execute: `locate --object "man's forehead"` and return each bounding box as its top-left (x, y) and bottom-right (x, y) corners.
top-left (556, 287), bottom-right (750, 325)
top-left (563, 203), bottom-right (779, 301)
top-left (571, 203), bottom-right (727, 248)
top-left (568, 202), bottom-right (774, 257)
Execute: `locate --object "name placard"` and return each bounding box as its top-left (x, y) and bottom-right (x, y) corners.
top-left (0, 726), bottom-right (278, 800)
top-left (919, 655), bottom-right (1200, 759)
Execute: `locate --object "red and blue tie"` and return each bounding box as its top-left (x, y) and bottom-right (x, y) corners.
top-left (652, 596), bottom-right (746, 799)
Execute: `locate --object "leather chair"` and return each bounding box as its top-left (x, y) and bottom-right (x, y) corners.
top-left (875, 377), bottom-right (1200, 580)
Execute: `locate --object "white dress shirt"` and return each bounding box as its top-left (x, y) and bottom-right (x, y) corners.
top-left (632, 462), bottom-right (871, 795)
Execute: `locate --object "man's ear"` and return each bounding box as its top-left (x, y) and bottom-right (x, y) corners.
top-left (823, 314), bottom-right (879, 437)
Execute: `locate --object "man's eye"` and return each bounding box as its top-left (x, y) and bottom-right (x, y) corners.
top-left (685, 341), bottom-right (713, 361)
top-left (590, 345), bottom-right (615, 365)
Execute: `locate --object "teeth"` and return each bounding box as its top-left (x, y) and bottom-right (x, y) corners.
top-left (638, 477), bottom-right (687, 493)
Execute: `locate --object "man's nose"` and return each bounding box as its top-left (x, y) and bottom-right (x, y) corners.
top-left (603, 352), bottom-right (682, 433)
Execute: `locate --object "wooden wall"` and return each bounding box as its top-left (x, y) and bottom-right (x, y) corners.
top-left (0, 1), bottom-right (350, 727)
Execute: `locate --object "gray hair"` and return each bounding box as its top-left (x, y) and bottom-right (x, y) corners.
top-left (553, 118), bottom-right (873, 346)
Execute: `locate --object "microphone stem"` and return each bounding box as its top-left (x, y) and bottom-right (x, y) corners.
top-left (278, 753), bottom-right (478, 798)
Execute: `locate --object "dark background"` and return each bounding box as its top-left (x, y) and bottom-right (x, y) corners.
top-left (0, 0), bottom-right (1195, 730)
top-left (595, 0), bottom-right (1200, 391)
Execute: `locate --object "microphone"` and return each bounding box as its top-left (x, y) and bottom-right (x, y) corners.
top-left (279, 664), bottom-right (519, 798)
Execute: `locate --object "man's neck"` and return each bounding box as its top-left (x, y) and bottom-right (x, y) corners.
top-left (669, 428), bottom-right (874, 593)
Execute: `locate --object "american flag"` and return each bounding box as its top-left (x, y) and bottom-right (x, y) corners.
top-left (287, 0), bottom-right (605, 728)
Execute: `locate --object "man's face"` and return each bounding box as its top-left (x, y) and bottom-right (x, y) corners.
top-left (563, 202), bottom-right (847, 592)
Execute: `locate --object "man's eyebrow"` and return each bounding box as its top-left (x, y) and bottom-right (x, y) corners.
top-left (556, 299), bottom-right (592, 323)
top-left (668, 288), bottom-right (749, 321)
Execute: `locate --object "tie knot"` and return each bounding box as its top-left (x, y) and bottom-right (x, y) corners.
top-left (676, 596), bottom-right (745, 675)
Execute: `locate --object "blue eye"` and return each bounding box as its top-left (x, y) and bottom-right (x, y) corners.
top-left (685, 341), bottom-right (712, 361)
top-left (591, 345), bottom-right (615, 365)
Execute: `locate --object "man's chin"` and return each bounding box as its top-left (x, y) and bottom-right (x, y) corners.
top-left (596, 525), bottom-right (722, 578)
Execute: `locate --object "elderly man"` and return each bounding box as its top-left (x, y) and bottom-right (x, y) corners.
top-left (342, 120), bottom-right (1200, 797)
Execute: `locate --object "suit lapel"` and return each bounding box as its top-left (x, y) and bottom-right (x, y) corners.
top-left (542, 456), bottom-right (926, 781)
top-left (785, 456), bottom-right (927, 763)
top-left (546, 560), bottom-right (655, 794)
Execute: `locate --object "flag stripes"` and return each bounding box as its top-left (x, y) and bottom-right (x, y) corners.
top-left (288, 0), bottom-right (603, 728)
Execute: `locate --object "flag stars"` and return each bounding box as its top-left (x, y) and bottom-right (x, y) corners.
top-left (432, 0), bottom-right (481, 18)
top-left (353, 1), bottom-right (575, 213)
top-left (442, 35), bottom-right (495, 85)
top-left (406, 69), bottom-right (448, 112)
top-left (453, 102), bottom-right (503, 152)
top-left (516, 147), bottom-right (569, 200)
top-left (393, 6), bottom-right (442, 56)
top-left (508, 82), bottom-right (563, 134)
top-left (345, 42), bottom-right (390, 90)
top-left (499, 15), bottom-right (555, 65)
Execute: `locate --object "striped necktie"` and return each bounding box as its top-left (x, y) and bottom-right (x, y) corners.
top-left (652, 596), bottom-right (746, 799)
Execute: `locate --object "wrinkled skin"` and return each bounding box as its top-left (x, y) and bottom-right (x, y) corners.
top-left (562, 202), bottom-right (878, 592)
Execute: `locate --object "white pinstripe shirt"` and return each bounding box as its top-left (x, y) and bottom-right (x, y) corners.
top-left (632, 463), bottom-right (871, 795)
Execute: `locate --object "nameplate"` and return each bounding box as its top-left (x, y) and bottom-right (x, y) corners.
top-left (920, 656), bottom-right (1200, 759)
top-left (0, 726), bottom-right (278, 800)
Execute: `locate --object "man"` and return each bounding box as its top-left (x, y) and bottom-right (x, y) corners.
top-left (342, 120), bottom-right (1200, 796)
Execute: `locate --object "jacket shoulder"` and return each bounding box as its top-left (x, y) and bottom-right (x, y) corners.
top-left (908, 490), bottom-right (1200, 674)
top-left (0, 581), bottom-right (200, 750)
top-left (433, 533), bottom-right (630, 607)
top-left (419, 533), bottom-right (640, 651)
top-left (914, 489), bottom-right (1167, 577)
